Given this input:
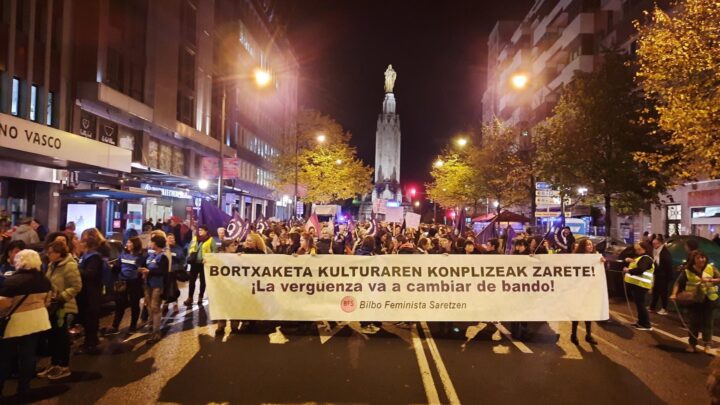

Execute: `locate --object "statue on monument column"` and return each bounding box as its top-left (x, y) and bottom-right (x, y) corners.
top-left (384, 65), bottom-right (397, 93)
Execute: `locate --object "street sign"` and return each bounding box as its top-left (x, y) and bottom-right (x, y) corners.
top-left (535, 181), bottom-right (551, 190)
top-left (535, 189), bottom-right (559, 197)
top-left (536, 211), bottom-right (572, 218)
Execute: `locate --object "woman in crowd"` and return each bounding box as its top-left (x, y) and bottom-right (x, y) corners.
top-left (355, 236), bottom-right (375, 256)
top-left (316, 228), bottom-right (333, 254)
top-left (165, 233), bottom-right (185, 315)
top-left (417, 237), bottom-right (431, 254)
top-left (570, 239), bottom-right (599, 345)
top-left (463, 240), bottom-right (478, 254)
top-left (297, 232), bottom-right (316, 255)
top-left (139, 235), bottom-right (169, 344)
top-left (40, 240), bottom-right (82, 379)
top-left (110, 236), bottom-right (145, 334)
top-left (185, 225), bottom-right (216, 306)
top-left (671, 250), bottom-right (720, 353)
top-left (623, 242), bottom-right (655, 331)
top-left (75, 230), bottom-right (107, 354)
top-left (0, 249), bottom-right (52, 397)
top-left (0, 240), bottom-right (26, 281)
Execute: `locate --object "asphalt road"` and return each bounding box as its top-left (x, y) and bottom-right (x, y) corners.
top-left (2, 290), bottom-right (715, 404)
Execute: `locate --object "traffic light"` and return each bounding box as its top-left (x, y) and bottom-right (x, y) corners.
top-left (410, 188), bottom-right (416, 196)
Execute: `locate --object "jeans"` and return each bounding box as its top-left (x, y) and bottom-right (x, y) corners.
top-left (650, 276), bottom-right (670, 311)
top-left (49, 313), bottom-right (74, 367)
top-left (144, 287), bottom-right (163, 335)
top-left (688, 299), bottom-right (717, 346)
top-left (628, 284), bottom-right (651, 328)
top-left (112, 278), bottom-right (144, 329)
top-left (0, 333), bottom-right (41, 395)
top-left (188, 263), bottom-right (206, 302)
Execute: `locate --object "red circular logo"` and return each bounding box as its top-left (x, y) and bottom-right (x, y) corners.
top-left (340, 296), bottom-right (356, 313)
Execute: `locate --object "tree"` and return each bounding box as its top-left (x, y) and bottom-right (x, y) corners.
top-left (426, 120), bottom-right (530, 215)
top-left (533, 51), bottom-right (669, 233)
top-left (426, 148), bottom-right (481, 210)
top-left (475, 120), bottom-right (531, 214)
top-left (271, 109), bottom-right (373, 204)
top-left (635, 0), bottom-right (720, 181)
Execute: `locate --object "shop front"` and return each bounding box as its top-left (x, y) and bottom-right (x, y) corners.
top-left (0, 113), bottom-right (132, 232)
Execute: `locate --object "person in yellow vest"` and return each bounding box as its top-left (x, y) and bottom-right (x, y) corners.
top-left (670, 250), bottom-right (720, 353)
top-left (184, 225), bottom-right (216, 306)
top-left (623, 242), bottom-right (654, 330)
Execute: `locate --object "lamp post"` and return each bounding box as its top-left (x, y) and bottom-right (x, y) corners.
top-left (216, 68), bottom-right (272, 210)
top-left (511, 72), bottom-right (536, 227)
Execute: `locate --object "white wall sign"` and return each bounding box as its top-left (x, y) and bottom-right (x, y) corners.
top-left (0, 113), bottom-right (131, 172)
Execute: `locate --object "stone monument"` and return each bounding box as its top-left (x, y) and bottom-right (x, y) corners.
top-left (360, 65), bottom-right (406, 219)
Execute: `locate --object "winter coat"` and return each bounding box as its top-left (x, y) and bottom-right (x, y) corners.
top-left (0, 269), bottom-right (51, 339)
top-left (46, 254), bottom-right (82, 314)
top-left (11, 224), bottom-right (40, 246)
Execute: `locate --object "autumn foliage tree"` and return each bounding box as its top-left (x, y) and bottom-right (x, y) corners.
top-left (634, 0), bottom-right (720, 181)
top-left (271, 109), bottom-right (373, 204)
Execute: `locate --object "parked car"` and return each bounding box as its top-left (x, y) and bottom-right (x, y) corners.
top-left (665, 235), bottom-right (720, 270)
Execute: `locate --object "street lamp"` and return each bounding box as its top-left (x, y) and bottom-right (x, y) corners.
top-left (511, 73), bottom-right (529, 89)
top-left (198, 179), bottom-right (209, 190)
top-left (316, 133), bottom-right (326, 143)
top-left (414, 201), bottom-right (420, 208)
top-left (217, 67), bottom-right (273, 209)
top-left (434, 159), bottom-right (444, 168)
top-left (254, 69), bottom-right (272, 87)
top-left (335, 159), bottom-right (343, 165)
top-left (456, 137), bottom-right (468, 147)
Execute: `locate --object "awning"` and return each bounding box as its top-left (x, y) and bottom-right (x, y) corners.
top-left (60, 188), bottom-right (160, 200)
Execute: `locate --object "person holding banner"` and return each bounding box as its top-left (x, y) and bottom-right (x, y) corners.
top-left (570, 239), bottom-right (599, 345)
top-left (185, 225), bottom-right (216, 307)
top-left (623, 242), bottom-right (655, 331)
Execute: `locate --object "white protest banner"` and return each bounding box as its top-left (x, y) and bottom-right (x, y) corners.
top-left (204, 254), bottom-right (608, 322)
top-left (385, 206), bottom-right (404, 223)
top-left (405, 212), bottom-right (421, 230)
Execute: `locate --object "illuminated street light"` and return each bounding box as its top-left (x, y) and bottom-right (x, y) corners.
top-left (414, 201), bottom-right (420, 208)
top-left (335, 159), bottom-right (343, 165)
top-left (456, 137), bottom-right (468, 147)
top-left (578, 187), bottom-right (588, 196)
top-left (316, 134), bottom-right (326, 143)
top-left (198, 179), bottom-right (209, 190)
top-left (434, 159), bottom-right (444, 168)
top-left (254, 68), bottom-right (272, 87)
top-left (493, 201), bottom-right (500, 208)
top-left (511, 73), bottom-right (529, 89)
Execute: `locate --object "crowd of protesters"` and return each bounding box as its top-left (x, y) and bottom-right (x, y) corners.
top-left (1, 212), bottom-right (719, 399)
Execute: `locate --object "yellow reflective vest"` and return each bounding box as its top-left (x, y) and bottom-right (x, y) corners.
top-left (685, 265), bottom-right (719, 302)
top-left (624, 255), bottom-right (655, 289)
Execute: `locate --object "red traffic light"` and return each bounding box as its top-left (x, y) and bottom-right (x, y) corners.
top-left (410, 188), bottom-right (417, 196)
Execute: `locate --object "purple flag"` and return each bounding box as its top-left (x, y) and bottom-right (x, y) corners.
top-left (504, 225), bottom-right (517, 255)
top-left (199, 200), bottom-right (232, 237)
top-left (475, 220), bottom-right (497, 245)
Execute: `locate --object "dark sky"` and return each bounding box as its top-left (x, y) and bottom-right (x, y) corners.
top-left (278, 0), bottom-right (533, 189)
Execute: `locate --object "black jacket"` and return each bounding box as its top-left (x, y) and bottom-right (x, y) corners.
top-left (0, 269), bottom-right (51, 297)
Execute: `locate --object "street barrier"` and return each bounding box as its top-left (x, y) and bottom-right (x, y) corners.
top-left (203, 253), bottom-right (609, 322)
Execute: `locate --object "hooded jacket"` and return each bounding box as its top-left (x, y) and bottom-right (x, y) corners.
top-left (11, 224), bottom-right (40, 246)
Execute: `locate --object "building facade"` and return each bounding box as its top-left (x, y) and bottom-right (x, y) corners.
top-left (481, 0), bottom-right (690, 239)
top-left (0, 0), bottom-right (298, 236)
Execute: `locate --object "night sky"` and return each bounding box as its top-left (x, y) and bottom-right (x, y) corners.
top-left (279, 0), bottom-right (533, 189)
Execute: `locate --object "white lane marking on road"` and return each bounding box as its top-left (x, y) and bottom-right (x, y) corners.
top-left (494, 323), bottom-right (533, 354)
top-left (610, 310), bottom-right (718, 356)
top-left (420, 322), bottom-right (461, 405)
top-left (547, 322), bottom-right (582, 360)
top-left (461, 322), bottom-right (487, 351)
top-left (411, 324), bottom-right (441, 405)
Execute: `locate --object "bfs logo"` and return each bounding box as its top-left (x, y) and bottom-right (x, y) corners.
top-left (340, 296), bottom-right (356, 313)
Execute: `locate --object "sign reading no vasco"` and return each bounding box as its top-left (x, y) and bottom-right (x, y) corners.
top-left (0, 112), bottom-right (131, 172)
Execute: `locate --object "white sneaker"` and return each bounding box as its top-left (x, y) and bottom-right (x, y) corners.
top-left (37, 365), bottom-right (59, 378)
top-left (656, 309), bottom-right (669, 315)
top-left (47, 366), bottom-right (71, 380)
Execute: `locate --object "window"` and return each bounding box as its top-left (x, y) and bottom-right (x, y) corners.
top-left (46, 92), bottom-right (54, 125)
top-left (177, 92), bottom-right (194, 126)
top-left (11, 77), bottom-right (20, 116)
top-left (29, 85), bottom-right (37, 121)
top-left (129, 62), bottom-right (144, 102)
top-left (179, 49), bottom-right (195, 89)
top-left (106, 48), bottom-right (124, 91)
top-left (180, 1), bottom-right (196, 46)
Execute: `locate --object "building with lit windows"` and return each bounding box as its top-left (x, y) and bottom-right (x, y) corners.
top-left (0, 0), bottom-right (298, 235)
